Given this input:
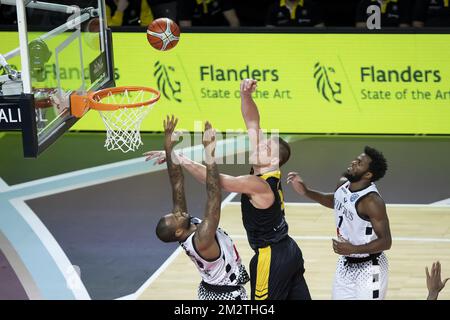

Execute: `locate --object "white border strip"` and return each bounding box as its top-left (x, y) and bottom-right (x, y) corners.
top-left (227, 202), bottom-right (450, 209)
top-left (0, 230), bottom-right (42, 299)
top-left (430, 198), bottom-right (450, 206)
top-left (13, 168), bottom-right (164, 202)
top-left (120, 192), bottom-right (238, 300)
top-left (120, 247), bottom-right (183, 300)
top-left (6, 157), bottom-right (148, 191)
top-left (6, 136), bottom-right (247, 193)
top-left (229, 234), bottom-right (450, 243)
top-left (0, 177), bottom-right (8, 192)
top-left (4, 137), bottom-right (245, 301)
top-left (9, 199), bottom-right (91, 299)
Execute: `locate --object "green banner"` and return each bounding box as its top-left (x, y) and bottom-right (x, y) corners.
top-left (2, 32), bottom-right (450, 133)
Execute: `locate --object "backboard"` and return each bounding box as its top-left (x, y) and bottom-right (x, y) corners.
top-left (0, 0), bottom-right (115, 157)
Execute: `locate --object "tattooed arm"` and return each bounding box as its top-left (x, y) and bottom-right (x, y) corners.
top-left (193, 122), bottom-right (221, 259)
top-left (163, 115), bottom-right (187, 214)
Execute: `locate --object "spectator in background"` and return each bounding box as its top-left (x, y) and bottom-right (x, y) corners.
top-left (413, 0), bottom-right (450, 27)
top-left (266, 0), bottom-right (325, 27)
top-left (233, 0), bottom-right (273, 26)
top-left (426, 261), bottom-right (449, 300)
top-left (26, 0), bottom-right (77, 27)
top-left (320, 0), bottom-right (360, 26)
top-left (178, 0), bottom-right (240, 27)
top-left (356, 0), bottom-right (412, 28)
top-left (105, 0), bottom-right (153, 27)
top-left (148, 0), bottom-right (178, 20)
top-left (0, 3), bottom-right (17, 25)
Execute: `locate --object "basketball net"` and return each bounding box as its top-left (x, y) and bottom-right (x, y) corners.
top-left (89, 87), bottom-right (159, 153)
top-left (71, 86), bottom-right (160, 152)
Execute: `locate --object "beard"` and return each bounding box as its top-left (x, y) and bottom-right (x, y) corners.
top-left (183, 214), bottom-right (193, 230)
top-left (343, 171), bottom-right (365, 183)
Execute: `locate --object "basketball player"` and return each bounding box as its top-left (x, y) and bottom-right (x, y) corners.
top-left (153, 116), bottom-right (250, 300)
top-left (287, 146), bottom-right (391, 300)
top-left (145, 80), bottom-right (311, 300)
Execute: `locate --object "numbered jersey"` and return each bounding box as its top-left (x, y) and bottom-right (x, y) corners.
top-left (180, 218), bottom-right (249, 286)
top-left (333, 181), bottom-right (381, 258)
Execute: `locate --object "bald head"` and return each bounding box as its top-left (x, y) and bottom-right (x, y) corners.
top-left (155, 216), bottom-right (178, 242)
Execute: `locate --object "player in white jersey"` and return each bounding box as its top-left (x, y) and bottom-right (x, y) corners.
top-left (148, 116), bottom-right (249, 300)
top-left (287, 146), bottom-right (391, 300)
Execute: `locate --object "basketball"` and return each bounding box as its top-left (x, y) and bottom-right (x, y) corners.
top-left (146, 18), bottom-right (180, 51)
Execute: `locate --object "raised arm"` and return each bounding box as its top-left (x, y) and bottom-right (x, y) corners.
top-left (240, 79), bottom-right (262, 152)
top-left (193, 122), bottom-right (221, 258)
top-left (163, 115), bottom-right (187, 214)
top-left (144, 149), bottom-right (271, 196)
top-left (180, 154), bottom-right (270, 195)
top-left (287, 172), bottom-right (334, 209)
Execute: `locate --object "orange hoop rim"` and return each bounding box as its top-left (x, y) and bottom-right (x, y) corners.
top-left (88, 86), bottom-right (161, 111)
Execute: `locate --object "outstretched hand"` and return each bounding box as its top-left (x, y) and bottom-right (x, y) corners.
top-left (240, 79), bottom-right (257, 97)
top-left (202, 121), bottom-right (216, 148)
top-left (426, 261), bottom-right (449, 300)
top-left (143, 150), bottom-right (191, 167)
top-left (163, 115), bottom-right (181, 150)
top-left (143, 150), bottom-right (167, 165)
top-left (203, 121), bottom-right (216, 163)
top-left (287, 172), bottom-right (308, 195)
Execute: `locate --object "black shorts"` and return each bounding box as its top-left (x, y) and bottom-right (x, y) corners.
top-left (249, 236), bottom-right (311, 300)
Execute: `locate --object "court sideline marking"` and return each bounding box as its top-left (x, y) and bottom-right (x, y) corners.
top-left (431, 198), bottom-right (450, 206)
top-left (229, 234), bottom-right (450, 243)
top-left (0, 177), bottom-right (8, 192)
top-left (227, 201), bottom-right (450, 208)
top-left (0, 136), bottom-right (249, 300)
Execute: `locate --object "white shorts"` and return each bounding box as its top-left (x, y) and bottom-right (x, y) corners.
top-left (332, 252), bottom-right (388, 300)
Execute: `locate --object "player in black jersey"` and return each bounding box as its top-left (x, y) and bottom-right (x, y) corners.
top-left (145, 79), bottom-right (310, 300)
top-left (236, 79), bottom-right (310, 300)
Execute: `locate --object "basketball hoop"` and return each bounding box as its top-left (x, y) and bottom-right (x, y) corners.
top-left (71, 86), bottom-right (160, 153)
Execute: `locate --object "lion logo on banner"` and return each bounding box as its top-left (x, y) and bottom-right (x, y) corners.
top-left (154, 61), bottom-right (181, 103)
top-left (313, 62), bottom-right (342, 104)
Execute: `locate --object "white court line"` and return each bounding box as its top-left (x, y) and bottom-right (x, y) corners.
top-left (430, 198), bottom-right (450, 206)
top-left (229, 234), bottom-right (450, 243)
top-left (5, 157), bottom-right (146, 191)
top-left (13, 167), bottom-right (166, 202)
top-left (3, 136), bottom-right (245, 301)
top-left (120, 192), bottom-right (238, 300)
top-left (227, 202), bottom-right (450, 209)
top-left (9, 199), bottom-right (91, 300)
top-left (0, 230), bottom-right (42, 299)
top-left (5, 136), bottom-right (248, 196)
top-left (5, 150), bottom-right (199, 193)
top-left (0, 177), bottom-right (8, 192)
top-left (122, 247), bottom-right (183, 300)
top-left (121, 230), bottom-right (450, 300)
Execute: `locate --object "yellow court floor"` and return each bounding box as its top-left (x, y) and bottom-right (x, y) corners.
top-left (139, 203), bottom-right (450, 300)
